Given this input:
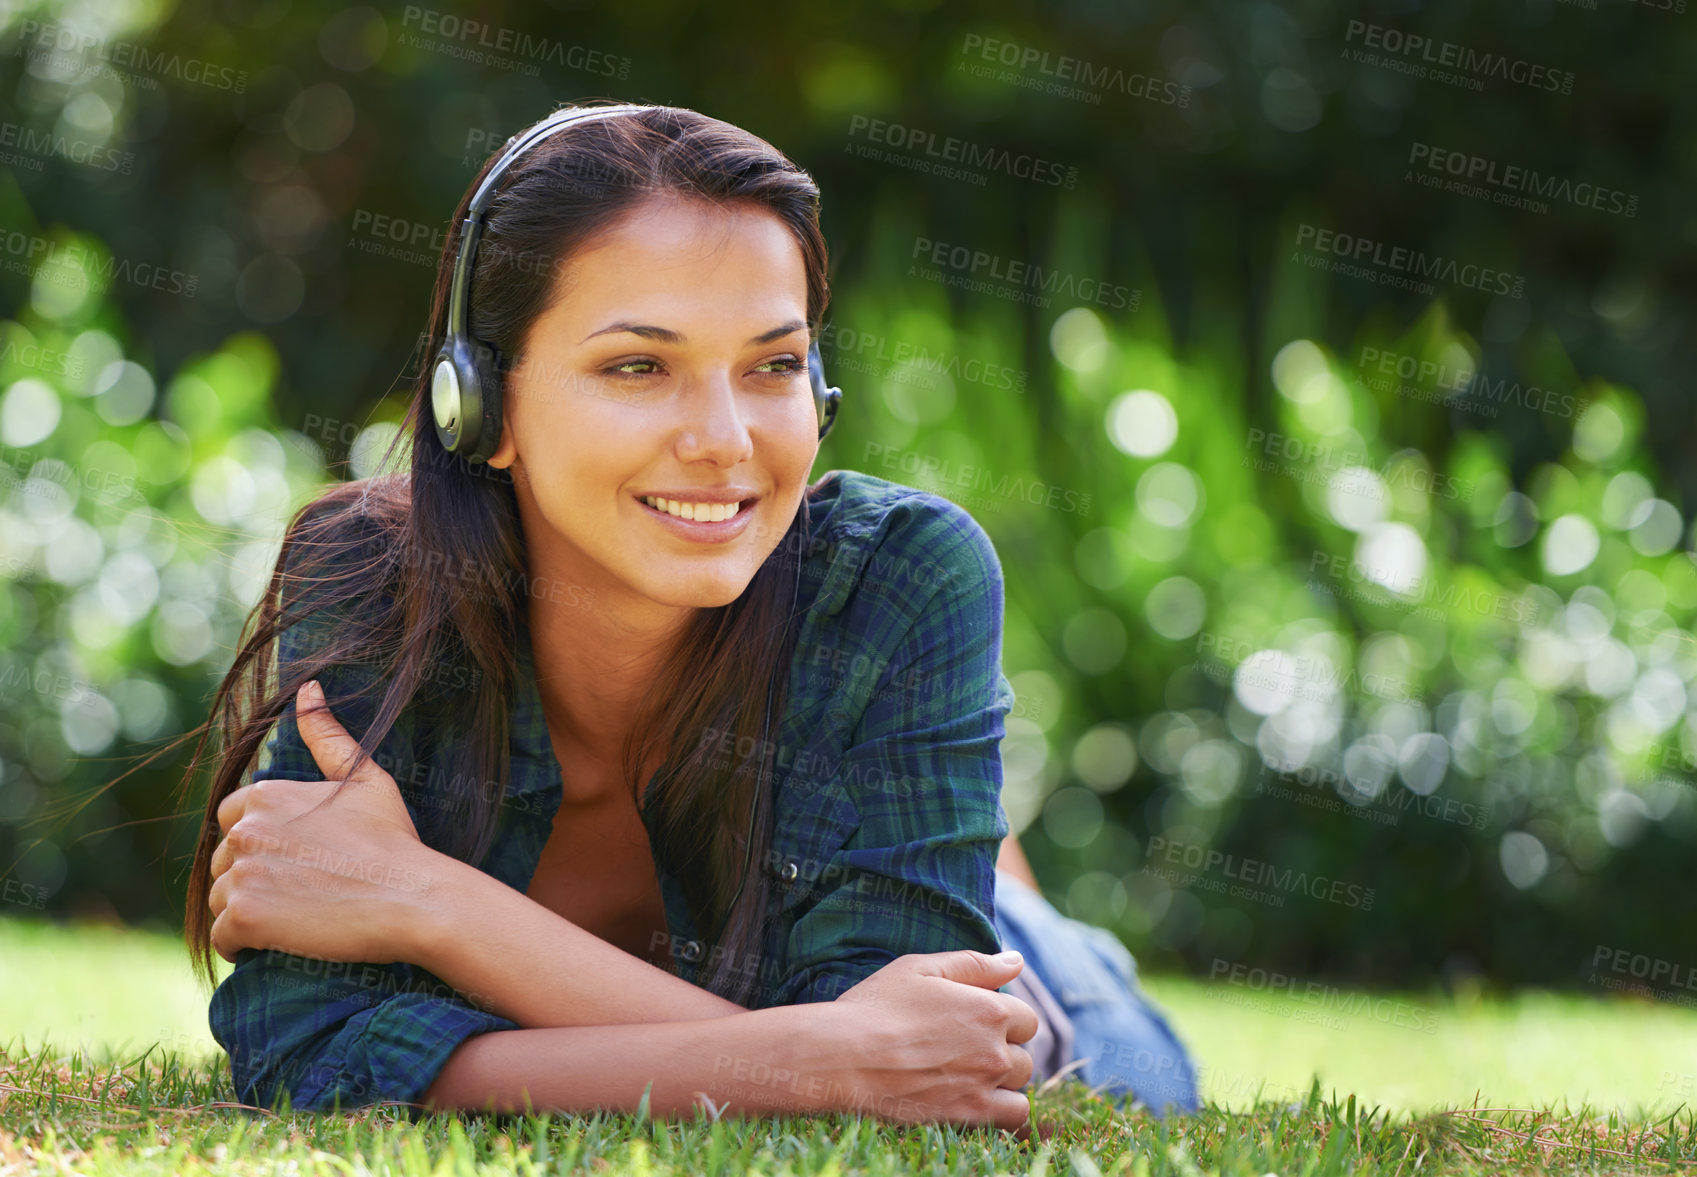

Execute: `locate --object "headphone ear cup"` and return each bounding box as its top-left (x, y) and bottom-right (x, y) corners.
top-left (431, 335), bottom-right (504, 462)
top-left (808, 340), bottom-right (843, 441)
top-left (431, 340), bottom-right (472, 455)
top-left (463, 340), bottom-right (506, 464)
top-left (817, 387), bottom-right (841, 441)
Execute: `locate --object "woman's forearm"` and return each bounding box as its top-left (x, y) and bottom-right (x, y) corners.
top-left (420, 1004), bottom-right (886, 1120)
top-left (402, 852), bottom-right (745, 1028)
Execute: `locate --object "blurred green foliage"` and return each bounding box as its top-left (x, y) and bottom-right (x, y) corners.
top-left (1, 0), bottom-right (1693, 993)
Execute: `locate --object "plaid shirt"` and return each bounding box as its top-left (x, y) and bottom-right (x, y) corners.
top-left (209, 469), bottom-right (1017, 1114)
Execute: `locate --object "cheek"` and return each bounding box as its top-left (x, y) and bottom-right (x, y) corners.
top-left (513, 394), bottom-right (640, 482)
top-left (515, 453), bottom-right (615, 541)
top-left (770, 397), bottom-right (822, 464)
top-left (508, 363), bottom-right (633, 434)
top-left (530, 463), bottom-right (611, 517)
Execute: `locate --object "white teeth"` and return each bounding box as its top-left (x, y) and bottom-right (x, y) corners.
top-left (642, 496), bottom-right (742, 522)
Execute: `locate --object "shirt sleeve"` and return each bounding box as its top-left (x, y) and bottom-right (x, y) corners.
top-left (770, 496), bottom-right (1016, 1006)
top-left (210, 950), bottom-right (520, 1114)
top-left (207, 505), bottom-right (519, 1114)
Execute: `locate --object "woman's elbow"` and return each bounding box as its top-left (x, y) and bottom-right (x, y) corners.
top-left (227, 1046), bottom-right (380, 1114)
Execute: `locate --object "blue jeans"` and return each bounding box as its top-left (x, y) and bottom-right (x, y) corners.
top-left (992, 871), bottom-right (1200, 1115)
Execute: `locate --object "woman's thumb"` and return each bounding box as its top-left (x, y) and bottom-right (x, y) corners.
top-left (923, 947), bottom-right (1024, 986)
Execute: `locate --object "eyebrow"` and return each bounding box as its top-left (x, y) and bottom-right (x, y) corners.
top-left (580, 319), bottom-right (808, 346)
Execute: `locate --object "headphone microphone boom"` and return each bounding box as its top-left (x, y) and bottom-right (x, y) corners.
top-left (430, 102), bottom-right (844, 463)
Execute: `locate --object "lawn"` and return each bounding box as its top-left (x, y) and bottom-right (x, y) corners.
top-left (5, 916), bottom-right (1697, 1175)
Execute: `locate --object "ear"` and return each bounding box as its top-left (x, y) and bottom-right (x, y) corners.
top-left (486, 377), bottom-right (519, 469)
top-left (486, 423), bottom-right (518, 470)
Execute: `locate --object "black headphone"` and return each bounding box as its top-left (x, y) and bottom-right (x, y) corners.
top-left (430, 102), bottom-right (843, 463)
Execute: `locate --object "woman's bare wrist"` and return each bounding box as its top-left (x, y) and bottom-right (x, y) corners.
top-left (424, 1002), bottom-right (882, 1119)
top-left (390, 849), bottom-right (747, 1028)
top-left (394, 849), bottom-right (489, 975)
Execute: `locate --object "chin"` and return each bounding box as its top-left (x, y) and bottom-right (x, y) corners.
top-left (646, 573), bottom-right (754, 610)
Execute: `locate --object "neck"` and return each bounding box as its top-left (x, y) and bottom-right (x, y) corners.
top-left (518, 569), bottom-right (694, 789)
top-left (526, 609), bottom-right (686, 760)
top-left (506, 476), bottom-right (703, 801)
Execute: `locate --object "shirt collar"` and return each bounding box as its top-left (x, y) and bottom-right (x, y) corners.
top-left (799, 470), bottom-right (891, 618)
top-left (808, 525), bottom-right (874, 617)
top-left (507, 634), bottom-right (560, 800)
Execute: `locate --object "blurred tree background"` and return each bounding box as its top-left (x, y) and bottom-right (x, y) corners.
top-left (0, 0), bottom-right (1693, 996)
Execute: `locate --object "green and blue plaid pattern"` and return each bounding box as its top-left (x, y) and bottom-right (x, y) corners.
top-left (209, 469), bottom-right (1017, 1113)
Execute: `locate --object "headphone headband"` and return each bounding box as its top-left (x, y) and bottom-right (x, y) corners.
top-left (444, 104), bottom-right (652, 342)
top-left (431, 103), bottom-right (842, 462)
top-left (468, 103), bottom-right (655, 218)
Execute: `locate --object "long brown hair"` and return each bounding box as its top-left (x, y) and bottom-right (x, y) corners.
top-left (179, 101), bottom-right (832, 1007)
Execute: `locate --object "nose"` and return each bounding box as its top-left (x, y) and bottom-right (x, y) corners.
top-left (674, 369), bottom-right (754, 466)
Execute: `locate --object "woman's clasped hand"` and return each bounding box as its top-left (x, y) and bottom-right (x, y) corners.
top-left (207, 679), bottom-right (440, 965)
top-left (831, 948), bottom-right (1039, 1132)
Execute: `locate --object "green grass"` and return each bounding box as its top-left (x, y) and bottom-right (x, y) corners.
top-left (1144, 975), bottom-right (1697, 1117)
top-left (6, 916), bottom-right (1697, 1175)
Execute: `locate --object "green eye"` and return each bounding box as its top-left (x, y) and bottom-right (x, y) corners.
top-left (605, 359), bottom-right (661, 378)
top-left (600, 357), bottom-right (808, 380)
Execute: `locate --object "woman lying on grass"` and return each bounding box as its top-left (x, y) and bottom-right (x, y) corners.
top-left (180, 101), bottom-right (1198, 1130)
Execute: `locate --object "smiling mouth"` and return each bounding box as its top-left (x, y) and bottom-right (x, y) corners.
top-left (636, 494), bottom-right (754, 523)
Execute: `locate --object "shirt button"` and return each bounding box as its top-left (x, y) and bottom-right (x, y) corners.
top-left (779, 860), bottom-right (799, 883)
top-left (681, 939), bottom-right (703, 962)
